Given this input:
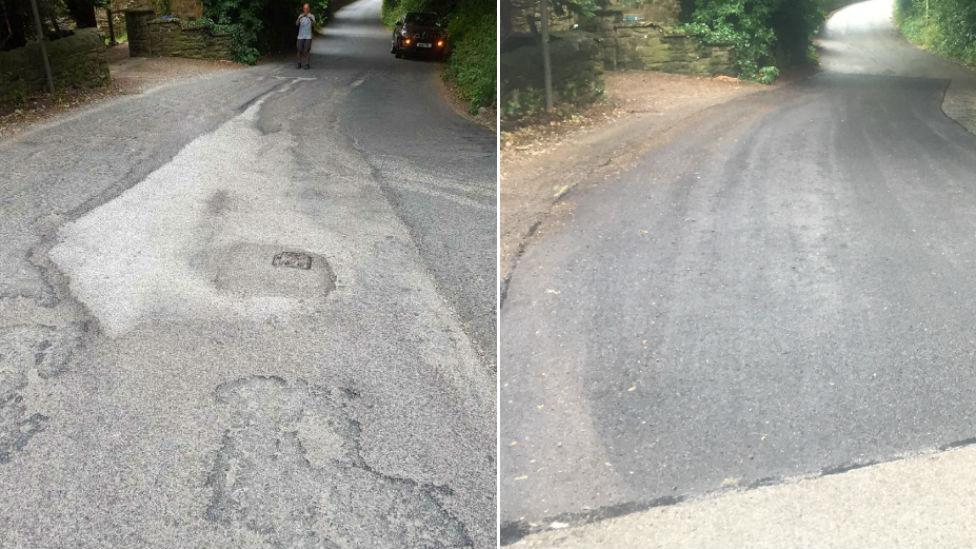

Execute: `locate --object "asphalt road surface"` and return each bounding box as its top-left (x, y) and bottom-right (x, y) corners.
top-left (0, 0), bottom-right (496, 546)
top-left (501, 0), bottom-right (976, 541)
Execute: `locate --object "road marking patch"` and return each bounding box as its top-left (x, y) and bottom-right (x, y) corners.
top-left (47, 80), bottom-right (341, 336)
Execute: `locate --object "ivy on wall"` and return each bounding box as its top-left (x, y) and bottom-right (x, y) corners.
top-left (682, 0), bottom-right (826, 82)
top-left (201, 0), bottom-right (328, 64)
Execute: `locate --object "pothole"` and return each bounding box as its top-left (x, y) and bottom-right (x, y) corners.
top-left (195, 243), bottom-right (336, 300)
top-left (272, 251), bottom-right (313, 270)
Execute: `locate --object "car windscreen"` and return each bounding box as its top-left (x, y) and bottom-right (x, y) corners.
top-left (405, 13), bottom-right (438, 26)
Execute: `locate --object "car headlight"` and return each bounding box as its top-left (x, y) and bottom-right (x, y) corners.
top-left (436, 39), bottom-right (444, 47)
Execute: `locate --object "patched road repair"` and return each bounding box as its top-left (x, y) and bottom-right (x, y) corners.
top-left (0, 0), bottom-right (496, 546)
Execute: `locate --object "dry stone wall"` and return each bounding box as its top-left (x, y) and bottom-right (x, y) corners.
top-left (597, 21), bottom-right (733, 75)
top-left (126, 10), bottom-right (232, 60)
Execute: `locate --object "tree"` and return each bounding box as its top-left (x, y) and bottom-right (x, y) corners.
top-left (501, 0), bottom-right (598, 112)
top-left (895, 0), bottom-right (976, 64)
top-left (64, 0), bottom-right (97, 27)
top-left (1, 0), bottom-right (32, 49)
top-left (2, 0), bottom-right (103, 49)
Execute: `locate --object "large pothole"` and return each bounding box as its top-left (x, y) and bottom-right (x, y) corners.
top-left (193, 243), bottom-right (336, 300)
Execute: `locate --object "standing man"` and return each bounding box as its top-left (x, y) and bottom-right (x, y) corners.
top-left (296, 3), bottom-right (315, 70)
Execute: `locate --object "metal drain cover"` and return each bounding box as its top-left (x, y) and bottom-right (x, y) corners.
top-left (272, 251), bottom-right (313, 270)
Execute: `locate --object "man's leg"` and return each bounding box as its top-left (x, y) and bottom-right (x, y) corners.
top-left (296, 39), bottom-right (303, 68)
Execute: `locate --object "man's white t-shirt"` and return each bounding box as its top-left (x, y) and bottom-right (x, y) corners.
top-left (298, 14), bottom-right (315, 39)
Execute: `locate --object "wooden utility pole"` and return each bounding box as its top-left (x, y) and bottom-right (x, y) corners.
top-left (540, 0), bottom-right (553, 112)
top-left (28, 0), bottom-right (54, 94)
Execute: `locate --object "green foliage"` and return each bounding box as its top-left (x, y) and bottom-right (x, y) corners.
top-left (682, 0), bottom-right (826, 82)
top-left (500, 29), bottom-right (604, 121)
top-left (502, 87), bottom-right (544, 119)
top-left (820, 0), bottom-right (863, 12)
top-left (500, 43), bottom-right (604, 121)
top-left (501, 75), bottom-right (603, 120)
top-left (311, 0), bottom-right (330, 21)
top-left (102, 31), bottom-right (128, 46)
top-left (895, 0), bottom-right (976, 66)
top-left (0, 79), bottom-right (28, 107)
top-left (202, 0), bottom-right (264, 63)
top-left (381, 0), bottom-right (431, 27)
top-left (445, 0), bottom-right (496, 112)
top-left (183, 17), bottom-right (234, 34)
top-left (756, 64), bottom-right (779, 84)
top-left (202, 0), bottom-right (328, 64)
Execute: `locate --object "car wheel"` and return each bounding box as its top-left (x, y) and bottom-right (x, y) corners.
top-left (395, 50), bottom-right (402, 58)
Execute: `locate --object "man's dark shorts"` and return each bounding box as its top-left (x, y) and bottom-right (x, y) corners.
top-left (297, 39), bottom-right (312, 54)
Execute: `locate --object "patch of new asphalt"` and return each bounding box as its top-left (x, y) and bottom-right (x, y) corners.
top-left (501, 0), bottom-right (976, 540)
top-left (0, 0), bottom-right (496, 546)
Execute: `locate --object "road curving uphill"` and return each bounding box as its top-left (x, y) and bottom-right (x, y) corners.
top-left (501, 0), bottom-right (976, 543)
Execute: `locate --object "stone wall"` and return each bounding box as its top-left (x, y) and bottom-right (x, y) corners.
top-left (617, 0), bottom-right (682, 25)
top-left (116, 0), bottom-right (202, 18)
top-left (126, 10), bottom-right (232, 60)
top-left (0, 28), bottom-right (110, 106)
top-left (97, 0), bottom-right (152, 43)
top-left (168, 0), bottom-right (204, 19)
top-left (506, 0), bottom-right (681, 34)
top-left (504, 0), bottom-right (730, 81)
top-left (605, 25), bottom-right (732, 75)
top-left (580, 12), bottom-right (733, 76)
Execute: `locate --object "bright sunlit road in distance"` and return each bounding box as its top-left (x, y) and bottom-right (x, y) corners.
top-left (823, 0), bottom-right (894, 35)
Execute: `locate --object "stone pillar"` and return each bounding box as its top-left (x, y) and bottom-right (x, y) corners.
top-left (124, 9), bottom-right (156, 56)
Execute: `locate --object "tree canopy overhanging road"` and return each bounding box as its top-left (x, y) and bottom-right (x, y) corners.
top-left (501, 0), bottom-right (976, 541)
top-left (0, 0), bottom-right (496, 547)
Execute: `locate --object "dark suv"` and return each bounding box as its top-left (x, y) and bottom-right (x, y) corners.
top-left (391, 12), bottom-right (448, 59)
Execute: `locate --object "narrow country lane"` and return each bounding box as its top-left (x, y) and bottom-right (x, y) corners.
top-left (501, 0), bottom-right (976, 540)
top-left (0, 0), bottom-right (496, 546)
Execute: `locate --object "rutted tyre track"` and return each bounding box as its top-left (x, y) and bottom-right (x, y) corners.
top-left (501, 0), bottom-right (976, 540)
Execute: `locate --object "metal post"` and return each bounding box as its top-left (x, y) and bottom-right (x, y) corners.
top-left (28, 0), bottom-right (54, 94)
top-left (540, 0), bottom-right (553, 112)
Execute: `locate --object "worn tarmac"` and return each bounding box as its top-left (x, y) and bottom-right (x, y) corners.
top-left (0, 0), bottom-right (496, 546)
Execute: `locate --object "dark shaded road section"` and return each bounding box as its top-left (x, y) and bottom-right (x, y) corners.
top-left (0, 0), bottom-right (496, 546)
top-left (501, 0), bottom-right (976, 538)
top-left (324, 0), bottom-right (497, 361)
